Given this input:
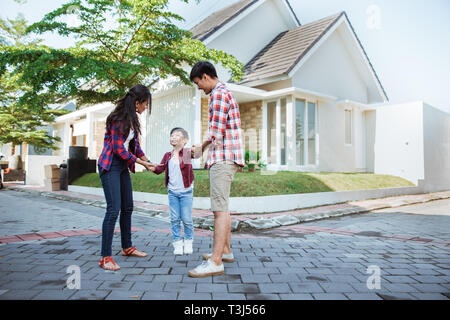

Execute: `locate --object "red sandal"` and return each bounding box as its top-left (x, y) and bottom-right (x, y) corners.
top-left (121, 246), bottom-right (147, 257)
top-left (99, 257), bottom-right (120, 271)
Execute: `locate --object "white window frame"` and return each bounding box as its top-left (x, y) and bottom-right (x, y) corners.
top-left (263, 95), bottom-right (319, 171)
top-left (294, 98), bottom-right (318, 170)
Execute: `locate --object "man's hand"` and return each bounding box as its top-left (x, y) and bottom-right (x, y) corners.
top-left (192, 144), bottom-right (203, 159)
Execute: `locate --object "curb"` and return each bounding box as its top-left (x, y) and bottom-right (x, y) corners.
top-left (4, 185), bottom-right (450, 233)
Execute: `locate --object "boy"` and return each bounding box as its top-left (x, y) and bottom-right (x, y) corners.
top-left (151, 127), bottom-right (200, 255)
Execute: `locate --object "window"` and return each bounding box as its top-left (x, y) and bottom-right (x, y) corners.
top-left (295, 100), bottom-right (305, 166)
top-left (345, 109), bottom-right (352, 145)
top-left (267, 101), bottom-right (277, 164)
top-left (308, 102), bottom-right (316, 165)
top-left (280, 98), bottom-right (287, 165)
top-left (296, 99), bottom-right (317, 166)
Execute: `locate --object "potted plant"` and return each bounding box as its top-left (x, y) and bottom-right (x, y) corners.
top-left (247, 161), bottom-right (257, 172)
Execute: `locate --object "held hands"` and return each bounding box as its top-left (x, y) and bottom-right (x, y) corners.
top-left (144, 161), bottom-right (163, 172)
top-left (191, 144), bottom-right (203, 159)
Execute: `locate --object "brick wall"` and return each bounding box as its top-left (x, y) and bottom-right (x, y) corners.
top-left (200, 99), bottom-right (263, 165)
top-left (239, 100), bottom-right (263, 155)
top-left (94, 120), bottom-right (106, 160)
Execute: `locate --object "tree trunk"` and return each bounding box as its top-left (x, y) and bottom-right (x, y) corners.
top-left (11, 143), bottom-right (15, 156)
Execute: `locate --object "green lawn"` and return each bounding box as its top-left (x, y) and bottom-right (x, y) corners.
top-left (72, 169), bottom-right (415, 197)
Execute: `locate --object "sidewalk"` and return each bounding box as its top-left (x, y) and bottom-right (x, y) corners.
top-left (5, 182), bottom-right (450, 232)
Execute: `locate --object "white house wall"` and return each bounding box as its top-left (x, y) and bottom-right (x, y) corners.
top-left (208, 0), bottom-right (292, 81)
top-left (291, 29), bottom-right (368, 103)
top-left (146, 87), bottom-right (197, 164)
top-left (316, 101), bottom-right (366, 172)
top-left (374, 102), bottom-right (425, 185)
top-left (422, 103), bottom-right (450, 192)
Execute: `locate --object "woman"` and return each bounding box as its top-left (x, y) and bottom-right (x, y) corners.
top-left (97, 84), bottom-right (157, 271)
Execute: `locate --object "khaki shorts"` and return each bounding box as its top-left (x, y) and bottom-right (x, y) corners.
top-left (209, 160), bottom-right (239, 212)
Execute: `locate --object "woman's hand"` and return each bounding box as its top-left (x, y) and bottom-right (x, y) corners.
top-left (144, 162), bottom-right (164, 172)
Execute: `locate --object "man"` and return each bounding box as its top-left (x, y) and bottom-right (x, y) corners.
top-left (188, 61), bottom-right (244, 277)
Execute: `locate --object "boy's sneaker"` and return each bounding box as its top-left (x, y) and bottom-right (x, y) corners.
top-left (188, 258), bottom-right (224, 278)
top-left (173, 240), bottom-right (183, 255)
top-left (202, 252), bottom-right (234, 263)
top-left (184, 239), bottom-right (193, 255)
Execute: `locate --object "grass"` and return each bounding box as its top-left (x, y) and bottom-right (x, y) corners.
top-left (72, 169), bottom-right (415, 197)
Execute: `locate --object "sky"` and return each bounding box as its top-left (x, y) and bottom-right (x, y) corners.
top-left (1, 0), bottom-right (449, 113)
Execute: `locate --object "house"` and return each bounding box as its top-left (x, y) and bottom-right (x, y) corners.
top-left (45, 0), bottom-right (449, 192)
top-left (148, 0), bottom-right (388, 174)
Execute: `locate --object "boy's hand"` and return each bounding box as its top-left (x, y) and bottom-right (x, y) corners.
top-left (192, 144), bottom-right (203, 158)
top-left (144, 162), bottom-right (163, 171)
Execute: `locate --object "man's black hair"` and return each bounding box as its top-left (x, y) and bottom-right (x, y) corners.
top-left (189, 61), bottom-right (218, 82)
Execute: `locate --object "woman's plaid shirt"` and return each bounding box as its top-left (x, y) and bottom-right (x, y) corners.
top-left (206, 81), bottom-right (245, 169)
top-left (98, 121), bottom-right (145, 173)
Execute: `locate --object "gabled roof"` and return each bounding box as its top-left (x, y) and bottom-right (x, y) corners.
top-left (239, 11), bottom-right (388, 100)
top-left (240, 12), bottom-right (343, 83)
top-left (190, 0), bottom-right (300, 42)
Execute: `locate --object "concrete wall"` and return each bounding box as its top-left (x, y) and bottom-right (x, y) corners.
top-left (373, 102), bottom-right (425, 185)
top-left (69, 184), bottom-right (423, 213)
top-left (292, 28), bottom-right (369, 103)
top-left (317, 101), bottom-right (366, 172)
top-left (25, 155), bottom-right (65, 186)
top-left (422, 103), bottom-right (450, 192)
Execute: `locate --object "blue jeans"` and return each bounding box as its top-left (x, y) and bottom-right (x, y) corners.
top-left (168, 189), bottom-right (194, 242)
top-left (98, 156), bottom-right (133, 257)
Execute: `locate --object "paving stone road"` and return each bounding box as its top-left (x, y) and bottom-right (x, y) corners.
top-left (0, 188), bottom-right (449, 300)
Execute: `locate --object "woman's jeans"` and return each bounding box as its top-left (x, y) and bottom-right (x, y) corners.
top-left (99, 156), bottom-right (133, 257)
top-left (168, 189), bottom-right (194, 242)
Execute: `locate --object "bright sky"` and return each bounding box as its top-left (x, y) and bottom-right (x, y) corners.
top-left (1, 0), bottom-right (449, 113)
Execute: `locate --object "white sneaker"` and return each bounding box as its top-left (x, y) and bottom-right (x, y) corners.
top-left (184, 239), bottom-right (193, 255)
top-left (202, 252), bottom-right (234, 263)
top-left (188, 258), bottom-right (224, 278)
top-left (173, 240), bottom-right (183, 255)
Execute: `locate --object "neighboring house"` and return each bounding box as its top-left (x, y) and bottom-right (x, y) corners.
top-left (48, 0), bottom-right (449, 192)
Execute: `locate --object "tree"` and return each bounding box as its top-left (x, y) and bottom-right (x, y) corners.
top-left (0, 13), bottom-right (67, 156)
top-left (0, 0), bottom-right (244, 109)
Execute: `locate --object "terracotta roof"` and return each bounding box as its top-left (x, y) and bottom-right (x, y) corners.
top-left (239, 12), bottom-right (344, 84)
top-left (190, 0), bottom-right (258, 41)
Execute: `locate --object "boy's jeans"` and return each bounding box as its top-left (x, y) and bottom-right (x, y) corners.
top-left (98, 156), bottom-right (133, 257)
top-left (168, 188), bottom-right (194, 242)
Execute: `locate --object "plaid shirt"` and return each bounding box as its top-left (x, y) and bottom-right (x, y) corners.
top-left (98, 121), bottom-right (145, 173)
top-left (205, 81), bottom-right (245, 169)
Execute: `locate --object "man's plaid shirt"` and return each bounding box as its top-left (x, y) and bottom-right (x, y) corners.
top-left (205, 81), bottom-right (245, 169)
top-left (98, 121), bottom-right (145, 173)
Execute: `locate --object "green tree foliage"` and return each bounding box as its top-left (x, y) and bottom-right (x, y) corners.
top-left (0, 0), bottom-right (244, 109)
top-left (0, 13), bottom-right (66, 154)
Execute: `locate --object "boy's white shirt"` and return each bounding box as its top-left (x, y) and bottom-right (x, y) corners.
top-left (168, 153), bottom-right (193, 192)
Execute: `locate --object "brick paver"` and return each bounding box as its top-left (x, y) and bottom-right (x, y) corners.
top-left (0, 188), bottom-right (449, 300)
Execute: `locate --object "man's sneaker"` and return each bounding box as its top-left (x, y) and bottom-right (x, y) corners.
top-left (202, 252), bottom-right (234, 263)
top-left (188, 258), bottom-right (224, 278)
top-left (172, 240), bottom-right (183, 255)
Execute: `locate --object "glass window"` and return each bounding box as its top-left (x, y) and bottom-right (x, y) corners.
top-left (280, 98), bottom-right (287, 165)
top-left (308, 102), bottom-right (316, 165)
top-left (267, 101), bottom-right (277, 164)
top-left (295, 99), bottom-right (305, 166)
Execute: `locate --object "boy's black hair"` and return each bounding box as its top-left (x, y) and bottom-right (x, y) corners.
top-left (170, 127), bottom-right (189, 140)
top-left (189, 61), bottom-right (218, 82)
